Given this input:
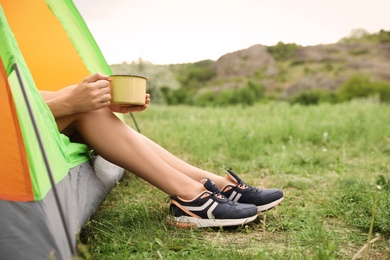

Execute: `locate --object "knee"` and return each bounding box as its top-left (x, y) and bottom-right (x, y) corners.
top-left (76, 107), bottom-right (115, 122)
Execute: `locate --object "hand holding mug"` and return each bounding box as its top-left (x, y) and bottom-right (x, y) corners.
top-left (109, 93), bottom-right (150, 113)
top-left (69, 73), bottom-right (111, 113)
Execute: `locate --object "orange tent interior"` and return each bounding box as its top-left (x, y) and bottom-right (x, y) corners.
top-left (1, 0), bottom-right (90, 91)
top-left (0, 59), bottom-right (33, 201)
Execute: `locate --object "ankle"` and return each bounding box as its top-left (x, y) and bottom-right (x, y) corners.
top-left (176, 182), bottom-right (205, 201)
top-left (213, 175), bottom-right (236, 191)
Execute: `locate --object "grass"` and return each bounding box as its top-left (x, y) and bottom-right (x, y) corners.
top-left (78, 99), bottom-right (390, 259)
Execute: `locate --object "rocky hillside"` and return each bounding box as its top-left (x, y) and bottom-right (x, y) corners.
top-left (111, 30), bottom-right (390, 101)
top-left (213, 44), bottom-right (277, 78)
top-left (211, 41), bottom-right (390, 97)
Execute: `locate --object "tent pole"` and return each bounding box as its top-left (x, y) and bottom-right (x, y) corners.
top-left (130, 112), bottom-right (141, 133)
top-left (13, 64), bottom-right (77, 257)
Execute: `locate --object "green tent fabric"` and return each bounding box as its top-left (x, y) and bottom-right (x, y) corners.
top-left (0, 3), bottom-right (124, 259)
top-left (46, 0), bottom-right (112, 75)
top-left (0, 5), bottom-right (92, 200)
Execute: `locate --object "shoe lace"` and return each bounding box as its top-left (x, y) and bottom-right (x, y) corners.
top-left (208, 184), bottom-right (229, 200)
top-left (238, 183), bottom-right (249, 189)
top-left (238, 182), bottom-right (260, 193)
top-left (209, 188), bottom-right (240, 205)
top-left (213, 192), bottom-right (225, 200)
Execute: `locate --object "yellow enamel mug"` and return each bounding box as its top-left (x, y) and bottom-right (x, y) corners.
top-left (109, 75), bottom-right (147, 105)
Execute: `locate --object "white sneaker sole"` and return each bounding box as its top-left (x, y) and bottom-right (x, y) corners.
top-left (257, 197), bottom-right (284, 212)
top-left (167, 214), bottom-right (258, 228)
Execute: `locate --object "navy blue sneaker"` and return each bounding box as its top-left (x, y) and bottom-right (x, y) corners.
top-left (221, 170), bottom-right (284, 212)
top-left (167, 179), bottom-right (258, 228)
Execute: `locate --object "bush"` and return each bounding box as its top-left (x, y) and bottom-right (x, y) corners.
top-left (160, 87), bottom-right (193, 105)
top-left (377, 29), bottom-right (390, 43)
top-left (289, 89), bottom-right (338, 105)
top-left (194, 81), bottom-right (264, 107)
top-left (174, 60), bottom-right (215, 90)
top-left (340, 29), bottom-right (390, 43)
top-left (195, 91), bottom-right (215, 107)
top-left (338, 74), bottom-right (390, 103)
top-left (374, 81), bottom-right (390, 102)
top-left (268, 42), bottom-right (300, 61)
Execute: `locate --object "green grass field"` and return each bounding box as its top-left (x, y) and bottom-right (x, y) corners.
top-left (78, 99), bottom-right (390, 259)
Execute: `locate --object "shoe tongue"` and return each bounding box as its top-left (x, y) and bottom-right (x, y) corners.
top-left (202, 178), bottom-right (219, 193)
top-left (226, 170), bottom-right (242, 184)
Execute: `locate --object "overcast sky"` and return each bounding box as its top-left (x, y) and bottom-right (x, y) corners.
top-left (73, 0), bottom-right (390, 65)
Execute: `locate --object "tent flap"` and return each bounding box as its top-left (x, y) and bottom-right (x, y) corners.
top-left (0, 58), bottom-right (33, 201)
top-left (0, 4), bottom-right (91, 201)
top-left (46, 0), bottom-right (112, 75)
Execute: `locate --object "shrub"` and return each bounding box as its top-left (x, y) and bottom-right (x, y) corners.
top-left (175, 60), bottom-right (215, 90)
top-left (195, 91), bottom-right (215, 107)
top-left (194, 81), bottom-right (264, 107)
top-left (377, 29), bottom-right (390, 43)
top-left (160, 86), bottom-right (193, 105)
top-left (340, 29), bottom-right (390, 43)
top-left (373, 81), bottom-right (390, 102)
top-left (289, 89), bottom-right (338, 105)
top-left (247, 80), bottom-right (264, 99)
top-left (268, 42), bottom-right (300, 61)
top-left (338, 74), bottom-right (390, 103)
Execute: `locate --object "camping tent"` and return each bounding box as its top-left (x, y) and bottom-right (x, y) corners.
top-left (0, 1), bottom-right (125, 259)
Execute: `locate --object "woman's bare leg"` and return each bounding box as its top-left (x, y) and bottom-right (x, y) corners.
top-left (136, 133), bottom-right (234, 189)
top-left (55, 108), bottom-right (204, 200)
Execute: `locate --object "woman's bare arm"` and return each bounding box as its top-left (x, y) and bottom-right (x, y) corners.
top-left (40, 73), bottom-right (111, 118)
top-left (40, 85), bottom-right (78, 118)
top-left (40, 73), bottom-right (151, 118)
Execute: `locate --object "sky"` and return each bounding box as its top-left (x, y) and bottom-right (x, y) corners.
top-left (73, 0), bottom-right (390, 65)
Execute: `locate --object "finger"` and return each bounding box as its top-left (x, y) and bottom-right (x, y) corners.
top-left (98, 83), bottom-right (111, 93)
top-left (116, 107), bottom-right (134, 113)
top-left (119, 105), bottom-right (133, 109)
top-left (84, 73), bottom-right (109, 83)
top-left (94, 79), bottom-right (109, 89)
top-left (129, 105), bottom-right (143, 112)
top-left (100, 100), bottom-right (111, 107)
top-left (100, 93), bottom-right (111, 103)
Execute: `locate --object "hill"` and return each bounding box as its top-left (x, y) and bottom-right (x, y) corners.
top-left (110, 29), bottom-right (390, 104)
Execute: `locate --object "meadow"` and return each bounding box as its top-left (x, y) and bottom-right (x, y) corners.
top-left (78, 99), bottom-right (389, 259)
